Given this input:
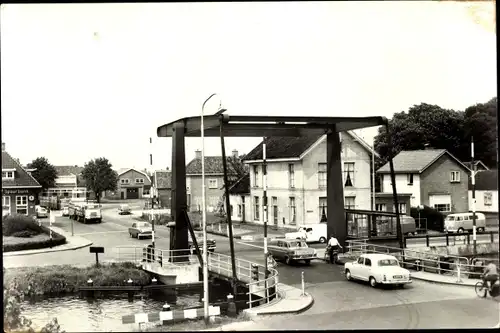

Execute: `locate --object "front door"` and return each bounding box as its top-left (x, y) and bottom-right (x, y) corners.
top-left (120, 192), bottom-right (124, 200)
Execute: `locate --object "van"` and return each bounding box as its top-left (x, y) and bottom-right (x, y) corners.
top-left (444, 212), bottom-right (486, 233)
top-left (285, 223), bottom-right (328, 243)
top-left (400, 215), bottom-right (417, 236)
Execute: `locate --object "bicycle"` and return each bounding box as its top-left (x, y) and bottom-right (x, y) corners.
top-left (475, 277), bottom-right (500, 298)
top-left (324, 247), bottom-right (342, 264)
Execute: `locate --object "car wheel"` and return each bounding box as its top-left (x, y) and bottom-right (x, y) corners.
top-left (138, 235), bottom-right (141, 240)
top-left (319, 237), bottom-right (326, 243)
top-left (285, 256), bottom-right (292, 265)
top-left (304, 259), bottom-right (311, 265)
top-left (129, 233), bottom-right (133, 238)
top-left (397, 284), bottom-right (405, 289)
top-left (369, 276), bottom-right (377, 288)
top-left (458, 228), bottom-right (464, 233)
top-left (477, 227), bottom-right (485, 232)
top-left (345, 269), bottom-right (352, 281)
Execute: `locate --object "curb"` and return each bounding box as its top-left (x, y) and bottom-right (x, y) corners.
top-left (251, 293), bottom-right (315, 316)
top-left (410, 275), bottom-right (476, 287)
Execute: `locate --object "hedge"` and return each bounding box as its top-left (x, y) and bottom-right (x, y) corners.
top-left (409, 205), bottom-right (445, 232)
top-left (2, 214), bottom-right (66, 252)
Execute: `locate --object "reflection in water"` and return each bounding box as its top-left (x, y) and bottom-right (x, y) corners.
top-left (22, 292), bottom-right (204, 333)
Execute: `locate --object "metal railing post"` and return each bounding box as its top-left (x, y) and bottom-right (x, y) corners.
top-left (491, 231), bottom-right (494, 243)
top-left (426, 234), bottom-right (429, 247)
top-left (301, 271), bottom-right (305, 296)
top-left (446, 234), bottom-right (449, 246)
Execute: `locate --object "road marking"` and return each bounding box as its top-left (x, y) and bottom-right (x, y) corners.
top-left (76, 231), bottom-right (129, 236)
top-left (237, 241), bottom-right (264, 249)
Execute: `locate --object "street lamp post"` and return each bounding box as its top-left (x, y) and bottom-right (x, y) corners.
top-left (201, 93), bottom-right (217, 323)
top-left (471, 136), bottom-right (477, 255)
top-left (263, 137), bottom-right (269, 284)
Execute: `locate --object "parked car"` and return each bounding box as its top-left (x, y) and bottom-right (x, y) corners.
top-left (129, 222), bottom-right (153, 239)
top-left (344, 253), bottom-right (412, 288)
top-left (35, 206), bottom-right (49, 218)
top-left (189, 231), bottom-right (216, 253)
top-left (118, 204), bottom-right (132, 215)
top-left (444, 212), bottom-right (486, 233)
top-left (62, 206), bottom-right (70, 217)
top-left (268, 239), bottom-right (317, 265)
top-left (285, 224), bottom-right (327, 243)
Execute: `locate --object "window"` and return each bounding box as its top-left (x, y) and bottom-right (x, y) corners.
top-left (318, 163), bottom-right (327, 188)
top-left (344, 196), bottom-right (355, 210)
top-left (289, 197), bottom-right (296, 224)
top-left (357, 257), bottom-right (364, 264)
top-left (120, 179), bottom-right (130, 184)
top-left (375, 203), bottom-right (386, 212)
top-left (364, 258), bottom-right (372, 267)
top-left (396, 203), bottom-right (407, 214)
top-left (2, 171), bottom-right (14, 179)
top-left (229, 205), bottom-right (233, 216)
top-left (484, 192), bottom-right (493, 206)
top-left (135, 178), bottom-right (144, 184)
top-left (407, 174), bottom-right (414, 185)
top-left (208, 179), bottom-right (218, 189)
top-left (254, 196), bottom-right (260, 221)
top-left (434, 204), bottom-right (451, 212)
top-left (2, 196), bottom-right (11, 215)
top-left (237, 204), bottom-right (242, 217)
top-left (288, 164), bottom-right (295, 188)
top-left (319, 197), bottom-right (327, 220)
top-left (344, 162), bottom-right (355, 187)
top-left (272, 197), bottom-right (278, 223)
top-left (450, 171), bottom-right (460, 183)
top-left (16, 196), bottom-right (28, 215)
top-left (253, 165), bottom-right (259, 187)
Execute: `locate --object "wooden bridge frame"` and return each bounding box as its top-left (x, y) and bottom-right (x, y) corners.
top-left (157, 113), bottom-right (403, 253)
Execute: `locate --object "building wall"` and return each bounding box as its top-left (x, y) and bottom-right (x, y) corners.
top-left (117, 170), bottom-right (152, 199)
top-left (2, 188), bottom-right (39, 216)
top-left (381, 173), bottom-right (422, 207)
top-left (469, 190), bottom-right (498, 213)
top-left (188, 175), bottom-right (225, 212)
top-left (55, 175), bottom-right (78, 187)
top-left (374, 195), bottom-right (412, 215)
top-left (245, 132), bottom-right (372, 226)
top-left (158, 188), bottom-right (172, 209)
top-left (228, 194), bottom-right (251, 222)
top-left (420, 155), bottom-right (469, 213)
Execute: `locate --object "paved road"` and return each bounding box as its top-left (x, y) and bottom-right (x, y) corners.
top-left (4, 202), bottom-right (499, 329)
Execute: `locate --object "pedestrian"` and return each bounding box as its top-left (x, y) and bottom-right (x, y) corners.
top-left (327, 234), bottom-right (342, 264)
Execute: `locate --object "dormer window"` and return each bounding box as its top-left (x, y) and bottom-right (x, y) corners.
top-left (135, 178), bottom-right (144, 184)
top-left (2, 169), bottom-right (15, 179)
top-left (120, 179), bottom-right (130, 184)
top-left (407, 174), bottom-right (414, 185)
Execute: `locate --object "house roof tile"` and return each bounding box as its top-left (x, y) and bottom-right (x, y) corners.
top-left (242, 134), bottom-right (323, 161)
top-left (2, 151), bottom-right (42, 188)
top-left (186, 156), bottom-right (238, 175)
top-left (469, 170), bottom-right (497, 191)
top-left (155, 171), bottom-right (172, 189)
top-left (376, 149), bottom-right (466, 173)
top-left (54, 165), bottom-right (84, 176)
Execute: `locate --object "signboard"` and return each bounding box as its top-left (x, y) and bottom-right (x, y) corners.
top-left (89, 246), bottom-right (105, 254)
top-left (484, 192), bottom-right (493, 206)
top-left (2, 189), bottom-right (31, 195)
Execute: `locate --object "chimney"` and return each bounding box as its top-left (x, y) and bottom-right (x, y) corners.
top-left (1, 142), bottom-right (5, 151)
top-left (195, 150), bottom-right (202, 159)
top-left (232, 149), bottom-right (239, 158)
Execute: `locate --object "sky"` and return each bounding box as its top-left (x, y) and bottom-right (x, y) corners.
top-left (1, 1), bottom-right (496, 171)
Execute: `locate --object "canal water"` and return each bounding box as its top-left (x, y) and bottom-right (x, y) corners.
top-left (21, 281), bottom-right (239, 332)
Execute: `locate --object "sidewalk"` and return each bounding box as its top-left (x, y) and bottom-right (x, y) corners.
top-left (243, 283), bottom-right (314, 317)
top-left (2, 226), bottom-right (93, 257)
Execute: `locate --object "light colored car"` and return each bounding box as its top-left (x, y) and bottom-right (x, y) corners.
top-left (188, 231), bottom-right (216, 253)
top-left (118, 204), bottom-right (132, 215)
top-left (344, 253), bottom-right (412, 288)
top-left (268, 239), bottom-right (317, 265)
top-left (285, 224), bottom-right (327, 243)
top-left (36, 206), bottom-right (49, 218)
top-left (62, 206), bottom-right (70, 217)
top-left (129, 222), bottom-right (153, 239)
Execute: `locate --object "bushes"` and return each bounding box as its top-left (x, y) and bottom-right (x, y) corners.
top-left (2, 214), bottom-right (43, 236)
top-left (2, 214), bottom-right (66, 252)
top-left (410, 205), bottom-right (444, 232)
top-left (3, 262), bottom-right (151, 297)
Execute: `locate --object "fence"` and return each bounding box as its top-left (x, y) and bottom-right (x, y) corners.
top-left (114, 246), bottom-right (280, 309)
top-left (404, 230), bottom-right (499, 248)
top-left (345, 239), bottom-right (497, 282)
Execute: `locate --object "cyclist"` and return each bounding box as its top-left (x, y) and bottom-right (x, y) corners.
top-left (327, 234), bottom-right (342, 264)
top-left (481, 261), bottom-right (499, 292)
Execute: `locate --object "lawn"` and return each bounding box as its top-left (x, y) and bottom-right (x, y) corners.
top-left (3, 233), bottom-right (52, 246)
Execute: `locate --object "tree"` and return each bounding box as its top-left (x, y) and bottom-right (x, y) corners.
top-left (81, 158), bottom-right (118, 203)
top-left (226, 154), bottom-right (249, 187)
top-left (27, 157), bottom-right (57, 190)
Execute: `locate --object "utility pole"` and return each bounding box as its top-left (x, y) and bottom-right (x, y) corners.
top-left (263, 137), bottom-right (269, 281)
top-left (150, 137), bottom-right (155, 250)
top-left (471, 136), bottom-right (477, 255)
top-left (372, 137), bottom-right (376, 211)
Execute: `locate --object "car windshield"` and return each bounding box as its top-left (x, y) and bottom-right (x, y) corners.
top-left (290, 241), bottom-right (307, 247)
top-left (138, 222), bottom-right (150, 228)
top-left (86, 204), bottom-right (99, 209)
top-left (445, 216), bottom-right (455, 221)
top-left (378, 259), bottom-right (399, 266)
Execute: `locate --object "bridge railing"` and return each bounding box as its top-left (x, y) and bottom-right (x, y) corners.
top-left (345, 240), bottom-right (496, 281)
top-left (404, 230), bottom-right (499, 248)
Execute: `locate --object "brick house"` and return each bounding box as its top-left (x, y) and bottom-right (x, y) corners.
top-left (376, 148), bottom-right (471, 214)
top-left (242, 131), bottom-right (377, 226)
top-left (228, 173), bottom-right (251, 222)
top-left (2, 143), bottom-right (42, 216)
top-left (113, 168), bottom-right (152, 200)
top-left (151, 169), bottom-right (172, 208)
top-left (186, 150), bottom-right (239, 213)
